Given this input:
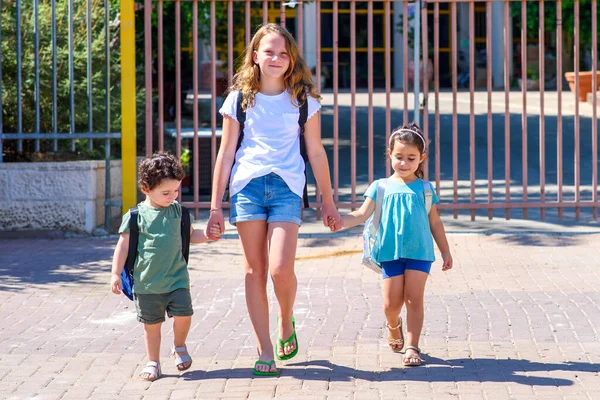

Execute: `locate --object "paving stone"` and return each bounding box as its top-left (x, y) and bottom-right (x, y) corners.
top-left (1, 234), bottom-right (599, 399)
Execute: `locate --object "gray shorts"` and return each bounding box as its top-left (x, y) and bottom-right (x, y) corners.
top-left (133, 288), bottom-right (193, 324)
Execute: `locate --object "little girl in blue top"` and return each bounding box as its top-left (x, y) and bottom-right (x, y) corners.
top-left (332, 122), bottom-right (453, 367)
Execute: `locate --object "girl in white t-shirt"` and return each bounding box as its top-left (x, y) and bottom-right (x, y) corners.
top-left (207, 23), bottom-right (342, 376)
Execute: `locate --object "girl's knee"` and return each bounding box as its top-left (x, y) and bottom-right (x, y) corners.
top-left (245, 268), bottom-right (268, 286)
top-left (269, 264), bottom-right (295, 286)
top-left (404, 293), bottom-right (424, 309)
top-left (383, 298), bottom-right (403, 314)
top-left (245, 259), bottom-right (269, 282)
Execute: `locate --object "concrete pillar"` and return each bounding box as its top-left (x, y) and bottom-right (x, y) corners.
top-left (303, 2), bottom-right (317, 71)
top-left (491, 1), bottom-right (512, 89)
top-left (393, 1), bottom-right (404, 90)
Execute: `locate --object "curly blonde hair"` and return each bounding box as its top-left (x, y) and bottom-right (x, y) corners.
top-left (231, 23), bottom-right (321, 110)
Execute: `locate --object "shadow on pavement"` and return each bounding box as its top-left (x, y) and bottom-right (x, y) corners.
top-left (181, 357), bottom-right (599, 386)
top-left (0, 238), bottom-right (114, 291)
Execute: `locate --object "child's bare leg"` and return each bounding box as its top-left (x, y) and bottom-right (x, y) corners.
top-left (141, 322), bottom-right (162, 380)
top-left (403, 270), bottom-right (428, 363)
top-left (172, 316), bottom-right (192, 370)
top-left (237, 221), bottom-right (276, 374)
top-left (267, 222), bottom-right (300, 357)
top-left (383, 274), bottom-right (405, 351)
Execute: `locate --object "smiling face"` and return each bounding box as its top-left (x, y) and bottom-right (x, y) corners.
top-left (388, 140), bottom-right (426, 180)
top-left (141, 178), bottom-right (181, 208)
top-left (252, 33), bottom-right (291, 83)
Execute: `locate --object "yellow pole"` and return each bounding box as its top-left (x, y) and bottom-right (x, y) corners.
top-left (120, 0), bottom-right (137, 214)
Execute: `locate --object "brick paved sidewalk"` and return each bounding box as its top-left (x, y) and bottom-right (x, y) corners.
top-left (0, 233), bottom-right (599, 400)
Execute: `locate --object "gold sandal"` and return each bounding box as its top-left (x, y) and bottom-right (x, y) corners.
top-left (386, 317), bottom-right (404, 352)
top-left (403, 345), bottom-right (423, 366)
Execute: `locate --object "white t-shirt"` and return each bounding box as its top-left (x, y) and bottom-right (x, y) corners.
top-left (219, 89), bottom-right (321, 198)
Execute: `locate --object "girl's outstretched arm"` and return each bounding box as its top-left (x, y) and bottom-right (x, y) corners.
top-left (303, 111), bottom-right (343, 229)
top-left (335, 197), bottom-right (376, 230)
top-left (332, 197), bottom-right (375, 230)
top-left (207, 115), bottom-right (240, 239)
top-left (429, 205), bottom-right (453, 271)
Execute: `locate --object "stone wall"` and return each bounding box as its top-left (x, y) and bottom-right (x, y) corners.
top-left (0, 160), bottom-right (122, 234)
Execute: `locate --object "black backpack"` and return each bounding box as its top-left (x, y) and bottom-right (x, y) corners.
top-left (235, 92), bottom-right (310, 208)
top-left (120, 205), bottom-right (191, 300)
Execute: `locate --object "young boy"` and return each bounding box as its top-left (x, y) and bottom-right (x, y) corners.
top-left (110, 151), bottom-right (220, 381)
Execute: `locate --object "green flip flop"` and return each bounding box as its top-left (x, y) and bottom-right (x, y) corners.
top-left (275, 316), bottom-right (298, 361)
top-left (253, 359), bottom-right (278, 376)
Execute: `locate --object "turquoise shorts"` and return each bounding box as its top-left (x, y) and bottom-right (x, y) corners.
top-left (380, 258), bottom-right (432, 279)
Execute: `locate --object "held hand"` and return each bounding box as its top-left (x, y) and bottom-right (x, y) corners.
top-left (207, 209), bottom-right (225, 240)
top-left (326, 216), bottom-right (341, 232)
top-left (321, 203), bottom-right (343, 232)
top-left (110, 273), bottom-right (122, 295)
top-left (205, 225), bottom-right (222, 240)
top-left (441, 252), bottom-right (453, 271)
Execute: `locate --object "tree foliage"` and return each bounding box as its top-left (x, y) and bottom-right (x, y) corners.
top-left (511, 0), bottom-right (600, 68)
top-left (0, 0), bottom-right (142, 160)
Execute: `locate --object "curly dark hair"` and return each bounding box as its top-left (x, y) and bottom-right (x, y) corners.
top-left (137, 151), bottom-right (185, 191)
top-left (388, 122), bottom-right (428, 179)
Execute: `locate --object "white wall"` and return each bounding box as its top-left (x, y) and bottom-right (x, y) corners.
top-left (0, 161), bottom-right (122, 234)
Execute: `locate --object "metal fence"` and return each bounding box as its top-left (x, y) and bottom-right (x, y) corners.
top-left (0, 0), bottom-right (120, 227)
top-left (142, 0), bottom-right (598, 221)
top-left (3, 0), bottom-right (599, 225)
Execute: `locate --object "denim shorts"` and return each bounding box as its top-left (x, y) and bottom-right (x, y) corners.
top-left (381, 258), bottom-right (433, 279)
top-left (230, 172), bottom-right (303, 226)
top-left (134, 288), bottom-right (193, 324)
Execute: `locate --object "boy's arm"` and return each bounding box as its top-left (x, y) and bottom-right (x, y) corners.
top-left (429, 205), bottom-right (453, 271)
top-left (190, 224), bottom-right (221, 244)
top-left (339, 197), bottom-right (376, 229)
top-left (110, 233), bottom-right (129, 294)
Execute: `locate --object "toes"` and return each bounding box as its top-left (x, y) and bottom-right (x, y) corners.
top-left (285, 340), bottom-right (296, 355)
top-left (139, 372), bottom-right (154, 381)
top-left (177, 361), bottom-right (191, 371)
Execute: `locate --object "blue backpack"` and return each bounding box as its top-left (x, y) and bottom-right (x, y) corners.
top-left (120, 205), bottom-right (191, 300)
top-left (361, 179), bottom-right (433, 274)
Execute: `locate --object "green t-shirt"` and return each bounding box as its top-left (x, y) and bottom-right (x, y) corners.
top-left (119, 201), bottom-right (194, 295)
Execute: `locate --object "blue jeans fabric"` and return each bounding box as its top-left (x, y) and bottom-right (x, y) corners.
top-left (230, 172), bottom-right (303, 226)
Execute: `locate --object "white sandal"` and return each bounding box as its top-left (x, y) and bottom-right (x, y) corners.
top-left (171, 344), bottom-right (193, 371)
top-left (139, 361), bottom-right (161, 381)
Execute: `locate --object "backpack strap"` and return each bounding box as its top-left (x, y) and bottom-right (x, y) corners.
top-left (421, 179), bottom-right (433, 215)
top-left (124, 206), bottom-right (139, 276)
top-left (235, 91), bottom-right (311, 208)
top-left (180, 205), bottom-right (191, 264)
top-left (235, 91), bottom-right (246, 151)
top-left (298, 99), bottom-right (310, 208)
top-left (299, 99), bottom-right (308, 135)
top-left (369, 178), bottom-right (388, 236)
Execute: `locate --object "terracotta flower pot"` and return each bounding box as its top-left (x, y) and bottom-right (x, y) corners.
top-left (564, 71), bottom-right (600, 102)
